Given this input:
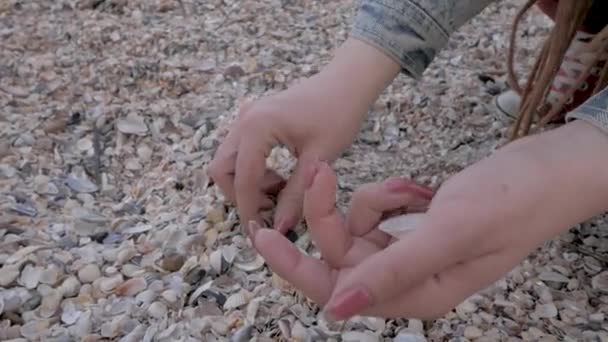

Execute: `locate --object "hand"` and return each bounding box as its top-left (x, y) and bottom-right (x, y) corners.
top-left (207, 38), bottom-right (401, 233)
top-left (249, 121), bottom-right (608, 320)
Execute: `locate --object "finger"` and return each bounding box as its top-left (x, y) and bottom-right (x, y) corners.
top-left (322, 212), bottom-right (479, 321)
top-left (363, 245), bottom-right (529, 319)
top-left (261, 169), bottom-right (286, 196)
top-left (207, 100), bottom-right (254, 202)
top-left (347, 177), bottom-right (434, 238)
top-left (272, 157), bottom-right (311, 234)
top-left (234, 122), bottom-right (278, 226)
top-left (249, 221), bottom-right (336, 304)
top-left (303, 161), bottom-right (382, 267)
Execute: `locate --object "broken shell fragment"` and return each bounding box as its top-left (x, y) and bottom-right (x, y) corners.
top-left (377, 213), bottom-right (426, 239)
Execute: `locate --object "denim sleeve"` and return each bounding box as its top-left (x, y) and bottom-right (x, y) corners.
top-left (566, 87), bottom-right (608, 134)
top-left (350, 0), bottom-right (499, 79)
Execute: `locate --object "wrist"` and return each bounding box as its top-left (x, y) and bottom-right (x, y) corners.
top-left (314, 38), bottom-right (401, 117)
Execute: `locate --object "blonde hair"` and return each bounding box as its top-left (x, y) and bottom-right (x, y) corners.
top-left (507, 0), bottom-right (608, 140)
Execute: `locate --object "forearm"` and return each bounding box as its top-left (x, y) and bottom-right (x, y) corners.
top-left (503, 120), bottom-right (608, 237)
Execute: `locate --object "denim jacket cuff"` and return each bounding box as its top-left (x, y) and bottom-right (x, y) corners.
top-left (566, 88), bottom-right (608, 135)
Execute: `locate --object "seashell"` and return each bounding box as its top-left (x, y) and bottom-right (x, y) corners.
top-left (136, 289), bottom-right (157, 305)
top-left (188, 280), bottom-right (213, 306)
top-left (101, 315), bottom-right (125, 338)
top-left (230, 324), bottom-right (253, 342)
top-left (0, 296), bottom-right (4, 315)
top-left (19, 264), bottom-right (42, 289)
top-left (117, 113), bottom-right (148, 136)
top-left (161, 289), bottom-right (178, 304)
top-left (342, 331), bottom-right (380, 342)
top-left (291, 320), bottom-right (310, 341)
top-left (115, 246), bottom-right (137, 265)
top-left (69, 310), bottom-right (92, 337)
top-left (122, 224), bottom-right (153, 235)
top-left (119, 324), bottom-right (147, 342)
top-left (223, 290), bottom-right (251, 310)
top-left (114, 277), bottom-right (147, 297)
top-left (538, 271), bottom-right (570, 283)
top-left (98, 275), bottom-right (124, 293)
top-left (209, 249), bottom-right (225, 274)
top-left (121, 264), bottom-right (144, 278)
top-left (59, 276), bottom-right (81, 297)
top-left (6, 245), bottom-right (45, 264)
top-left (39, 265), bottom-right (61, 285)
top-left (20, 319), bottom-right (50, 340)
top-left (0, 265), bottom-right (20, 287)
top-left (161, 252), bottom-right (186, 272)
top-left (394, 332), bottom-right (427, 342)
top-left (234, 254), bottom-right (265, 273)
top-left (245, 297), bottom-right (263, 324)
top-left (147, 301), bottom-right (168, 319)
top-left (66, 173), bottom-right (98, 193)
top-left (592, 271), bottom-right (608, 292)
top-left (61, 300), bottom-right (82, 325)
top-left (39, 289), bottom-right (62, 318)
top-left (78, 264), bottom-right (101, 284)
top-left (377, 213), bottom-right (426, 239)
top-left (535, 303), bottom-right (558, 318)
top-left (0, 324), bottom-right (22, 340)
top-left (222, 245), bottom-right (238, 265)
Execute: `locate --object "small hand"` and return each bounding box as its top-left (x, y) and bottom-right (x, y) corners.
top-left (249, 137), bottom-right (587, 320)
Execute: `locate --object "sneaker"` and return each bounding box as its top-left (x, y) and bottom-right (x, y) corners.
top-left (494, 30), bottom-right (607, 124)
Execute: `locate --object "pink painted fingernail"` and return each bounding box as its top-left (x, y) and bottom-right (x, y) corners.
top-left (248, 220), bottom-right (262, 242)
top-left (324, 285), bottom-right (373, 321)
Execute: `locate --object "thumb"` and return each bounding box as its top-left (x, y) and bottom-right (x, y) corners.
top-left (322, 214), bottom-right (471, 321)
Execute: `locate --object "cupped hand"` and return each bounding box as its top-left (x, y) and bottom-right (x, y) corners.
top-left (206, 38), bottom-right (402, 234)
top-left (248, 141), bottom-right (580, 320)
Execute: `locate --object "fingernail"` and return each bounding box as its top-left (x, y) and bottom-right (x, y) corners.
top-left (320, 309), bottom-right (339, 324)
top-left (324, 285), bottom-right (373, 321)
top-left (385, 178), bottom-right (434, 199)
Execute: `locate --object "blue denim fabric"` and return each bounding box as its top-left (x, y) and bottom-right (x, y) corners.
top-left (567, 87), bottom-right (608, 133)
top-left (350, 0), bottom-right (497, 78)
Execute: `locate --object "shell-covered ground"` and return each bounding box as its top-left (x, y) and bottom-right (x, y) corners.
top-left (2, 0), bottom-right (608, 341)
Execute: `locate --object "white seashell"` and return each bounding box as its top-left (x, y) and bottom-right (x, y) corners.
top-left (394, 332), bottom-right (428, 342)
top-left (69, 310), bottom-right (92, 337)
top-left (230, 324), bottom-right (253, 342)
top-left (101, 315), bottom-right (125, 338)
top-left (223, 290), bottom-right (251, 310)
top-left (116, 246), bottom-right (137, 265)
top-left (61, 300), bottom-right (82, 325)
top-left (0, 265), bottom-right (20, 287)
top-left (222, 245), bottom-right (238, 264)
top-left (245, 297), bottom-right (263, 324)
top-left (98, 275), bottom-right (124, 293)
top-left (20, 264), bottom-right (42, 289)
top-left (234, 254), bottom-right (265, 272)
top-left (377, 213), bottom-right (426, 239)
top-left (39, 289), bottom-right (62, 318)
top-left (114, 277), bottom-right (147, 297)
top-left (66, 173), bottom-right (98, 193)
top-left (209, 249), bottom-right (224, 274)
top-left (148, 301), bottom-right (168, 319)
top-left (136, 289), bottom-right (157, 305)
top-left (20, 319), bottom-right (50, 340)
top-left (119, 324), bottom-right (147, 342)
top-left (188, 280), bottom-right (213, 306)
top-left (291, 320), bottom-right (310, 341)
top-left (161, 289), bottom-right (178, 304)
top-left (342, 331), bottom-right (380, 342)
top-left (59, 276), bottom-right (81, 297)
top-left (117, 113), bottom-right (148, 135)
top-left (78, 264), bottom-right (101, 283)
top-left (0, 295), bottom-right (4, 315)
top-left (121, 264), bottom-right (144, 278)
top-left (535, 303), bottom-right (558, 318)
top-left (39, 265), bottom-right (61, 285)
